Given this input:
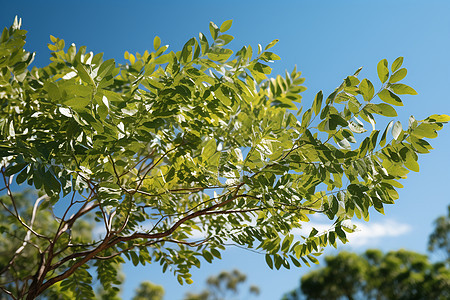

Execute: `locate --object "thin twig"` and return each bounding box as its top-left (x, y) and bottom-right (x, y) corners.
top-left (0, 195), bottom-right (47, 275)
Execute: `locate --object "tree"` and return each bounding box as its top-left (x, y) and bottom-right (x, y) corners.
top-left (283, 249), bottom-right (450, 300)
top-left (183, 269), bottom-right (259, 300)
top-left (297, 252), bottom-right (368, 300)
top-left (0, 190), bottom-right (94, 299)
top-left (428, 205), bottom-right (450, 264)
top-left (132, 281), bottom-right (165, 300)
top-left (0, 15), bottom-right (448, 299)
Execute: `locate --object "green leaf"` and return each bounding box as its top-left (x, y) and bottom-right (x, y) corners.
top-left (403, 150), bottom-right (419, 172)
top-left (252, 62), bottom-right (272, 74)
top-left (312, 91), bottom-right (323, 115)
top-left (207, 47), bottom-right (233, 62)
top-left (329, 114), bottom-right (348, 129)
top-left (301, 109), bottom-right (312, 127)
top-left (423, 114), bottom-right (450, 123)
top-left (4, 163), bottom-right (27, 176)
top-left (378, 89), bottom-right (403, 106)
top-left (307, 254), bottom-right (319, 264)
top-left (47, 82), bottom-right (61, 100)
top-left (202, 139), bottom-right (217, 160)
top-left (75, 64), bottom-right (95, 85)
top-left (199, 32), bottom-right (209, 55)
top-left (389, 68), bottom-right (407, 83)
top-left (97, 58), bottom-right (115, 79)
top-left (260, 51), bottom-right (281, 61)
top-left (365, 103), bottom-right (397, 117)
top-left (44, 171), bottom-right (61, 196)
top-left (265, 39), bottom-right (279, 50)
top-left (379, 120), bottom-right (393, 147)
top-left (215, 34), bottom-right (234, 46)
top-left (153, 36), bottom-right (161, 51)
top-left (392, 121), bottom-right (403, 140)
top-left (63, 97), bottom-right (91, 109)
top-left (391, 57), bottom-right (403, 72)
top-left (290, 256), bottom-right (301, 268)
top-left (219, 19), bottom-right (233, 32)
top-left (377, 59), bottom-right (389, 83)
top-left (16, 167), bottom-right (29, 184)
top-left (411, 123), bottom-right (439, 139)
top-left (130, 251), bottom-right (139, 266)
top-left (209, 22), bottom-right (219, 40)
top-left (211, 249), bottom-right (221, 259)
top-left (329, 232), bottom-right (336, 247)
top-left (180, 38), bottom-right (195, 63)
top-left (390, 83), bottom-right (417, 95)
top-left (410, 136), bottom-right (433, 153)
top-left (214, 86), bottom-right (232, 106)
top-left (359, 79), bottom-right (374, 102)
top-left (265, 254), bottom-right (273, 269)
top-left (203, 250), bottom-right (213, 263)
top-left (274, 254), bottom-right (283, 270)
top-left (309, 228), bottom-right (318, 238)
top-left (348, 120), bottom-right (367, 133)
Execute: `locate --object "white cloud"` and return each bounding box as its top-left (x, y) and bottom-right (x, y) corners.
top-left (293, 218), bottom-right (411, 248)
top-left (346, 219), bottom-right (411, 247)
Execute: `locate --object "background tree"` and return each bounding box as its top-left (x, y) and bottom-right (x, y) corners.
top-left (183, 269), bottom-right (259, 300)
top-left (0, 190), bottom-right (94, 299)
top-left (132, 281), bottom-right (165, 300)
top-left (428, 205), bottom-right (450, 264)
top-left (283, 249), bottom-right (450, 300)
top-left (296, 252), bottom-right (368, 300)
top-left (1, 16), bottom-right (449, 299)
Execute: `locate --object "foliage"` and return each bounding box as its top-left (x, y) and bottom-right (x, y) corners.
top-left (0, 16), bottom-right (448, 298)
top-left (183, 269), bottom-right (259, 300)
top-left (132, 281), bottom-right (165, 300)
top-left (283, 249), bottom-right (450, 300)
top-left (428, 205), bottom-right (450, 264)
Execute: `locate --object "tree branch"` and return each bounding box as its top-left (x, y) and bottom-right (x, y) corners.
top-left (0, 195), bottom-right (47, 276)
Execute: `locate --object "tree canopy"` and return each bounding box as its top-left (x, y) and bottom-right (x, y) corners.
top-left (428, 205), bottom-right (450, 264)
top-left (0, 16), bottom-right (449, 299)
top-left (183, 269), bottom-right (259, 300)
top-left (283, 249), bottom-right (450, 300)
top-left (132, 281), bottom-right (165, 300)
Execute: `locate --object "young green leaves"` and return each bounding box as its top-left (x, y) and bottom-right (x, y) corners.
top-left (375, 57), bottom-right (417, 107)
top-left (377, 59), bottom-right (389, 83)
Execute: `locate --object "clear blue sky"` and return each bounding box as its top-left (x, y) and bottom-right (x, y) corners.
top-left (2, 0), bottom-right (449, 299)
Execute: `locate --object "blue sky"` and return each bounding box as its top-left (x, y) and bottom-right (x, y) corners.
top-left (1, 0), bottom-right (449, 299)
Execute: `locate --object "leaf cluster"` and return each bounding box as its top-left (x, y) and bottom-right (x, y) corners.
top-left (0, 17), bottom-right (448, 298)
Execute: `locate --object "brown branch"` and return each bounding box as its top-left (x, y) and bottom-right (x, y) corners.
top-left (27, 188), bottom-right (98, 299)
top-left (125, 147), bottom-right (157, 177)
top-left (0, 195), bottom-right (47, 276)
top-left (49, 248), bottom-right (94, 271)
top-left (146, 189), bottom-right (237, 234)
top-left (90, 237), bottom-right (210, 261)
top-left (0, 286), bottom-right (16, 300)
top-left (121, 185), bottom-right (245, 243)
top-left (131, 185), bottom-right (229, 198)
top-left (0, 170), bottom-right (50, 240)
top-left (36, 183), bottom-right (245, 297)
top-left (33, 237), bottom-right (114, 298)
top-left (202, 207), bottom-right (263, 216)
